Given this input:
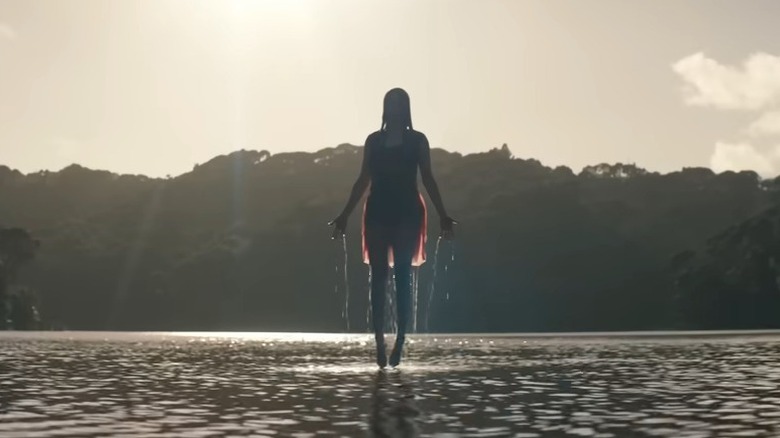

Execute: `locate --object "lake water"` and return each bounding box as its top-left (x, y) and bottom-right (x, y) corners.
top-left (2, 331), bottom-right (780, 437)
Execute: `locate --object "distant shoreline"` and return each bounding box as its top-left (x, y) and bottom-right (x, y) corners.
top-left (3, 329), bottom-right (780, 341)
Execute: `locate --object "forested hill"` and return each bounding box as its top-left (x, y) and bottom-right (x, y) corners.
top-left (2, 143), bottom-right (779, 332)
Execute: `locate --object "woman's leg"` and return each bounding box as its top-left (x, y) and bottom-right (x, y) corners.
top-left (389, 227), bottom-right (416, 366)
top-left (393, 261), bottom-right (413, 342)
top-left (367, 226), bottom-right (390, 367)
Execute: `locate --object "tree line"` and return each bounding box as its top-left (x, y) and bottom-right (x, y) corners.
top-left (1, 143), bottom-right (779, 332)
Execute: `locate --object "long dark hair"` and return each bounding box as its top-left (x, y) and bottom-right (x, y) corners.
top-left (381, 88), bottom-right (413, 131)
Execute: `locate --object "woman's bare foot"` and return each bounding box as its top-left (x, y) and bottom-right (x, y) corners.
top-left (375, 335), bottom-right (387, 368)
top-left (389, 336), bottom-right (405, 367)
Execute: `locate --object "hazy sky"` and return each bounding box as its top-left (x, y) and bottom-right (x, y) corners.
top-left (2, 0), bottom-right (780, 178)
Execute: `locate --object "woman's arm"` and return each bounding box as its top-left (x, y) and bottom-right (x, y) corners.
top-left (337, 137), bottom-right (372, 219)
top-left (419, 133), bottom-right (456, 238)
top-left (418, 134), bottom-right (449, 219)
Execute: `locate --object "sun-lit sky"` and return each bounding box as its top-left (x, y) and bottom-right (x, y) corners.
top-left (2, 0), bottom-right (780, 178)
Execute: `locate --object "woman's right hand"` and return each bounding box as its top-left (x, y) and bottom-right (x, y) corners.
top-left (328, 214), bottom-right (348, 240)
top-left (440, 216), bottom-right (458, 240)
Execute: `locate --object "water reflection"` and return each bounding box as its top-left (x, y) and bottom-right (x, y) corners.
top-left (370, 371), bottom-right (420, 438)
top-left (2, 331), bottom-right (780, 436)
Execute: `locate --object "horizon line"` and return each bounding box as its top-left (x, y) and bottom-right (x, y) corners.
top-left (0, 143), bottom-right (768, 180)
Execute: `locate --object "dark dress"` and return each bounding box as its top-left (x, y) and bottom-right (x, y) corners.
top-left (361, 129), bottom-right (427, 267)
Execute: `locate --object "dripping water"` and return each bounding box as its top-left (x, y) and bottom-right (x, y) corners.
top-left (412, 266), bottom-right (419, 333)
top-left (387, 274), bottom-right (397, 334)
top-left (342, 238), bottom-right (350, 331)
top-left (334, 244), bottom-right (340, 298)
top-left (354, 234), bottom-right (457, 335)
top-left (333, 236), bottom-right (350, 332)
top-left (443, 239), bottom-right (455, 301)
top-left (366, 269), bottom-right (372, 332)
top-left (424, 236), bottom-right (443, 332)
top-left (424, 236), bottom-right (456, 331)
top-left (442, 239), bottom-right (456, 302)
top-left (444, 264), bottom-right (449, 301)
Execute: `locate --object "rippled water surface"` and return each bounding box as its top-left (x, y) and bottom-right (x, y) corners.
top-left (3, 331), bottom-right (780, 437)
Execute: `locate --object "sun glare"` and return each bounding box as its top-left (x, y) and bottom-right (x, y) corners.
top-left (221, 0), bottom-right (312, 21)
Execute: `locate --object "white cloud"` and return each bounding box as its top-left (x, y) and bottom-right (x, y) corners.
top-left (0, 23), bottom-right (16, 40)
top-left (709, 142), bottom-right (780, 177)
top-left (673, 51), bottom-right (780, 177)
top-left (672, 52), bottom-right (780, 111)
top-left (747, 111), bottom-right (780, 137)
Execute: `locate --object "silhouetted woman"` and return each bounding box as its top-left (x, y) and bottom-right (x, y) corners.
top-left (330, 88), bottom-right (455, 368)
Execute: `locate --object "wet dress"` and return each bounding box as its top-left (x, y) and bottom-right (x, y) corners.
top-left (361, 129), bottom-right (428, 268)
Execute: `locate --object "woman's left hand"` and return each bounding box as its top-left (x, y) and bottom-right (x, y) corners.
top-left (328, 214), bottom-right (348, 240)
top-left (440, 216), bottom-right (457, 239)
